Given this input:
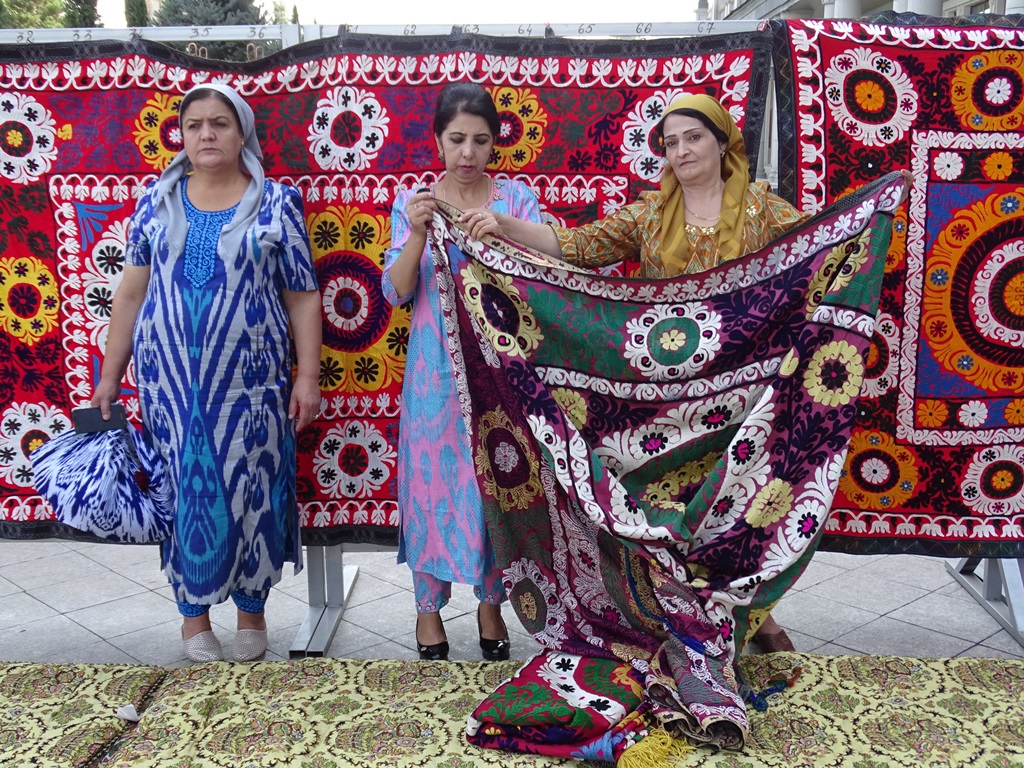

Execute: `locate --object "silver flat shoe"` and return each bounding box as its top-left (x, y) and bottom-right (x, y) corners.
top-left (233, 628), bottom-right (268, 662)
top-left (183, 629), bottom-right (223, 662)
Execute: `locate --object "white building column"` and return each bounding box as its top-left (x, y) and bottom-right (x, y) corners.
top-left (891, 0), bottom-right (908, 11)
top-left (1006, 0), bottom-right (1024, 13)
top-left (822, 0), bottom-right (837, 16)
top-left (905, 0), bottom-right (944, 13)
top-left (833, 0), bottom-right (863, 17)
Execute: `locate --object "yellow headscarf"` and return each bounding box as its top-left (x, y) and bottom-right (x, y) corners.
top-left (656, 95), bottom-right (749, 276)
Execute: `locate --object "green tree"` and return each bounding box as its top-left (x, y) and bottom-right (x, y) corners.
top-left (124, 0), bottom-right (149, 26)
top-left (0, 0), bottom-right (64, 27)
top-left (64, 0), bottom-right (100, 27)
top-left (154, 0), bottom-right (272, 61)
top-left (290, 3), bottom-right (298, 23)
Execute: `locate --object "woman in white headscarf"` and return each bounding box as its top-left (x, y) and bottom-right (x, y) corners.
top-left (91, 84), bottom-right (322, 662)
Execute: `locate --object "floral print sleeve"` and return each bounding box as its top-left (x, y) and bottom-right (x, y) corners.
top-left (382, 188), bottom-right (415, 306)
top-left (552, 198), bottom-right (651, 269)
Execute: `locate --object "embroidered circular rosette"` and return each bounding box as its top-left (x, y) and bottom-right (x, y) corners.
top-left (311, 420), bottom-right (397, 499)
top-left (461, 262), bottom-right (543, 362)
top-left (951, 51), bottom-right (1024, 132)
top-left (474, 407), bottom-right (542, 511)
top-left (0, 91), bottom-right (59, 184)
top-left (623, 304), bottom-right (722, 382)
top-left (924, 189), bottom-right (1024, 394)
top-left (861, 312), bottom-right (899, 398)
top-left (132, 93), bottom-right (183, 171)
top-left (503, 558), bottom-right (567, 647)
top-left (0, 255), bottom-right (59, 347)
top-left (310, 206), bottom-right (407, 393)
top-left (486, 86), bottom-right (548, 171)
top-left (823, 48), bottom-right (919, 147)
top-left (308, 86), bottom-right (389, 172)
top-left (960, 444), bottom-right (1024, 517)
top-left (0, 402), bottom-right (70, 490)
top-left (838, 429), bottom-right (920, 510)
top-left (619, 88), bottom-right (694, 181)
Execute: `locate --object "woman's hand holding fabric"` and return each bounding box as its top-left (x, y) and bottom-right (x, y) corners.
top-left (460, 207), bottom-right (501, 240)
top-left (407, 189), bottom-right (437, 237)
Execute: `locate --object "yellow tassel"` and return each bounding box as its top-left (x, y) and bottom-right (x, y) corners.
top-left (617, 727), bottom-right (693, 768)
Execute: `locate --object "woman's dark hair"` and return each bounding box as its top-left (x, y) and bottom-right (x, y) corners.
top-left (433, 82), bottom-right (501, 137)
top-left (179, 88), bottom-right (242, 131)
top-left (654, 107), bottom-right (730, 155)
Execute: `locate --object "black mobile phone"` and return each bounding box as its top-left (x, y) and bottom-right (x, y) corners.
top-left (72, 404), bottom-right (128, 434)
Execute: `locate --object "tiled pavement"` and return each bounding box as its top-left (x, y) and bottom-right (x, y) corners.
top-left (0, 540), bottom-right (1022, 665)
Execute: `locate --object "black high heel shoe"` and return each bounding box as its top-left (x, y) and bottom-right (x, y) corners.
top-left (416, 614), bottom-right (449, 661)
top-left (477, 604), bottom-right (511, 662)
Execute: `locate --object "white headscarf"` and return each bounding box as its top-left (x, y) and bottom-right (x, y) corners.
top-left (153, 83), bottom-right (266, 261)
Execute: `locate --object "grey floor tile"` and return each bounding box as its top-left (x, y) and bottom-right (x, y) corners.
top-left (770, 590), bottom-right (877, 642)
top-left (0, 575), bottom-right (18, 598)
top-left (802, 571), bottom-right (929, 614)
top-left (0, 591), bottom-right (59, 630)
top-left (808, 643), bottom-right (863, 656)
top-left (0, 615), bottom-right (103, 662)
top-left (977, 629), bottom-right (1024, 659)
top-left (75, 542), bottom-right (158, 568)
top-left (853, 554), bottom-right (958, 592)
top-left (106, 619), bottom-right (190, 665)
top-left (104, 558), bottom-right (171, 589)
top-left (66, 590), bottom-right (177, 638)
top-left (957, 644), bottom-right (1024, 660)
top-left (792, 559), bottom-right (847, 589)
top-left (27, 570), bottom-right (148, 614)
top-left (0, 541), bottom-right (72, 566)
top-left (887, 593), bottom-right (1003, 642)
top-left (0, 550), bottom-right (110, 591)
top-left (811, 551), bottom-right (888, 570)
top-left (836, 616), bottom-right (974, 657)
top-left (937, 580), bottom-right (989, 604)
top-left (343, 571), bottom-right (407, 609)
top-left (333, 591), bottom-right (409, 641)
top-left (345, 639), bottom-right (421, 661)
top-left (45, 640), bottom-right (138, 664)
top-left (322, 618), bottom-right (393, 658)
top-left (358, 559), bottom-right (413, 590)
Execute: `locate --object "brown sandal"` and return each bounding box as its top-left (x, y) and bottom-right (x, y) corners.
top-left (753, 626), bottom-right (796, 653)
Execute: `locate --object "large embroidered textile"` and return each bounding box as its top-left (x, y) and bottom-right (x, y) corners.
top-left (773, 14), bottom-right (1024, 557)
top-left (436, 174), bottom-right (902, 751)
top-left (0, 32), bottom-right (771, 544)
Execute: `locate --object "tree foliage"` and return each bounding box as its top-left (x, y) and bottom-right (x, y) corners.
top-left (0, 0), bottom-right (65, 27)
top-left (63, 0), bottom-right (100, 28)
top-left (154, 0), bottom-right (274, 61)
top-left (124, 0), bottom-right (149, 27)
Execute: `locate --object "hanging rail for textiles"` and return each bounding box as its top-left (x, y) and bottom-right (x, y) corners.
top-left (0, 21), bottom-right (762, 49)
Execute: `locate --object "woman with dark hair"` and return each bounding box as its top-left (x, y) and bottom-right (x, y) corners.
top-left (91, 84), bottom-right (322, 662)
top-left (468, 94), bottom-right (808, 651)
top-left (383, 82), bottom-right (543, 661)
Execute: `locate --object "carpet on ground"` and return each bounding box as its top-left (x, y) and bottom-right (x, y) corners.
top-left (1, 655), bottom-right (1021, 767)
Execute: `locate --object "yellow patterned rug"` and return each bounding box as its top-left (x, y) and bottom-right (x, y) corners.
top-left (1, 654), bottom-right (1021, 768)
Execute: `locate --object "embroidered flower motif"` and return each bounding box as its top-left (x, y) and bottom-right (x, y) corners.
top-left (0, 256), bottom-right (60, 345)
top-left (313, 421), bottom-right (397, 497)
top-left (308, 86), bottom-right (389, 172)
top-left (745, 478), bottom-right (794, 528)
top-left (1005, 398), bottom-right (1024, 426)
top-left (933, 152), bottom-right (964, 181)
top-left (487, 87), bottom-right (548, 171)
top-left (839, 430), bottom-right (919, 509)
top-left (132, 92), bottom-right (183, 171)
top-left (823, 48), bottom-right (919, 147)
top-left (803, 340), bottom-right (864, 407)
top-left (958, 400), bottom-right (989, 428)
top-left (917, 399), bottom-right (949, 428)
top-left (619, 88), bottom-right (692, 180)
top-left (551, 388), bottom-right (588, 430)
top-left (983, 151), bottom-right (1014, 181)
top-left (0, 91), bottom-right (60, 184)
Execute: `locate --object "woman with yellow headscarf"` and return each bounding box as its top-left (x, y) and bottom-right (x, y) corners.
top-left (465, 94), bottom-right (808, 651)
top-left (469, 93), bottom-right (807, 279)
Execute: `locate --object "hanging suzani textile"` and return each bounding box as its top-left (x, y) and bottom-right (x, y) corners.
top-left (436, 174), bottom-right (902, 755)
top-left (772, 13), bottom-right (1024, 558)
top-left (0, 32), bottom-right (771, 543)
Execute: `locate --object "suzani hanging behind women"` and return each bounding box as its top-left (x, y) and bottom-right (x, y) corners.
top-left (91, 84), bottom-right (322, 662)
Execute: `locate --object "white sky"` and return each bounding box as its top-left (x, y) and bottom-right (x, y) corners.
top-left (96, 0), bottom-right (698, 29)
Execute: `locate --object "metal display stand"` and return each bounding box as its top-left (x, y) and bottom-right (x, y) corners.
top-left (289, 544), bottom-right (359, 658)
top-left (946, 558), bottom-right (1024, 650)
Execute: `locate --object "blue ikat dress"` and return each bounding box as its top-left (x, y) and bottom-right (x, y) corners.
top-left (126, 178), bottom-right (318, 607)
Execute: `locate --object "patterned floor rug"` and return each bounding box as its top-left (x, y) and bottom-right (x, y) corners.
top-left (1, 654), bottom-right (1021, 767)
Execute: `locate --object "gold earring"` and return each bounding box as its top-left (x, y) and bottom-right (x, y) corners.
top-left (438, 150), bottom-right (444, 162)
